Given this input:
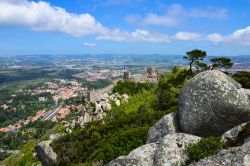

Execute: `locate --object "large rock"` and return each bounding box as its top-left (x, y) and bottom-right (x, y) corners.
top-left (127, 143), bottom-right (158, 166)
top-left (95, 102), bottom-right (102, 112)
top-left (108, 133), bottom-right (200, 166)
top-left (122, 94), bottom-right (129, 102)
top-left (244, 89), bottom-right (250, 98)
top-left (106, 157), bottom-right (144, 166)
top-left (189, 143), bottom-right (250, 166)
top-left (178, 70), bottom-right (250, 137)
top-left (101, 101), bottom-right (112, 112)
top-left (35, 140), bottom-right (57, 166)
top-left (154, 133), bottom-right (201, 166)
top-left (147, 112), bottom-right (178, 143)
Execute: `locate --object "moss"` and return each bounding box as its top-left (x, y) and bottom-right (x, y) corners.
top-left (186, 137), bottom-right (223, 164)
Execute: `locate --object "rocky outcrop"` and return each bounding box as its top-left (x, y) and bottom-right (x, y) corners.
top-left (147, 112), bottom-right (178, 143)
top-left (127, 143), bottom-right (158, 166)
top-left (64, 93), bottom-right (128, 132)
top-left (108, 133), bottom-right (201, 166)
top-left (115, 99), bottom-right (121, 106)
top-left (101, 101), bottom-right (112, 112)
top-left (122, 94), bottom-right (129, 102)
top-left (189, 143), bottom-right (250, 166)
top-left (154, 133), bottom-right (201, 166)
top-left (178, 70), bottom-right (250, 137)
top-left (244, 89), bottom-right (250, 98)
top-left (35, 140), bottom-right (57, 166)
top-left (106, 157), bottom-right (144, 166)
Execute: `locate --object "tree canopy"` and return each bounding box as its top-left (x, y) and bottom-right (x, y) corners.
top-left (183, 49), bottom-right (207, 74)
top-left (210, 57), bottom-right (233, 70)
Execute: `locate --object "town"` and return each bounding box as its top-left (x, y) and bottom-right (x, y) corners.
top-left (0, 66), bottom-right (160, 133)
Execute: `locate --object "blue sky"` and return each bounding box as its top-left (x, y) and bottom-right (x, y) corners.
top-left (0, 0), bottom-right (250, 55)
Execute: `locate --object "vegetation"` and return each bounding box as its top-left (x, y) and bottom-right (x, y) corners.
top-left (0, 140), bottom-right (40, 166)
top-left (0, 121), bottom-right (66, 163)
top-left (0, 53), bottom-right (241, 165)
top-left (185, 137), bottom-right (223, 164)
top-left (233, 71), bottom-right (250, 89)
top-left (52, 90), bottom-right (172, 165)
top-left (155, 67), bottom-right (192, 111)
top-left (0, 121), bottom-right (56, 151)
top-left (52, 69), bottom-right (188, 165)
top-left (210, 57), bottom-right (233, 70)
top-left (0, 69), bottom-right (56, 84)
top-left (183, 49), bottom-right (234, 74)
top-left (0, 152), bottom-right (10, 161)
top-left (113, 80), bottom-right (155, 95)
top-left (183, 49), bottom-right (207, 74)
top-left (0, 92), bottom-right (54, 128)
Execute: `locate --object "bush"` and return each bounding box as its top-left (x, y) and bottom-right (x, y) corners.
top-left (113, 80), bottom-right (155, 95)
top-left (155, 67), bottom-right (191, 110)
top-left (89, 127), bottom-right (148, 164)
top-left (186, 137), bottom-right (223, 164)
top-left (0, 152), bottom-right (10, 161)
top-left (233, 71), bottom-right (250, 89)
top-left (52, 69), bottom-right (188, 165)
top-left (0, 140), bottom-right (40, 166)
top-left (52, 90), bottom-right (174, 165)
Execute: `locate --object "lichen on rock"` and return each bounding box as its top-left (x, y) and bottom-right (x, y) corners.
top-left (177, 70), bottom-right (250, 137)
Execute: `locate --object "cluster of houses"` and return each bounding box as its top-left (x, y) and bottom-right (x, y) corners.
top-left (0, 110), bottom-right (45, 133)
top-left (0, 68), bottom-right (160, 133)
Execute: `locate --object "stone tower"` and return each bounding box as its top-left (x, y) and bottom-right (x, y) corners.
top-left (147, 66), bottom-right (156, 75)
top-left (123, 71), bottom-right (131, 80)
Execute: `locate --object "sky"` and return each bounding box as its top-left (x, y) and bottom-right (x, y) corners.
top-left (0, 0), bottom-right (250, 56)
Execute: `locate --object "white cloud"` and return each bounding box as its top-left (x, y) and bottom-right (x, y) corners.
top-left (207, 33), bottom-right (224, 43)
top-left (174, 31), bottom-right (203, 41)
top-left (1, 0), bottom-right (249, 46)
top-left (127, 4), bottom-right (228, 27)
top-left (83, 42), bottom-right (96, 47)
top-left (188, 8), bottom-right (228, 19)
top-left (125, 15), bottom-right (141, 24)
top-left (143, 4), bottom-right (182, 26)
top-left (207, 26), bottom-right (250, 45)
top-left (144, 13), bottom-right (178, 26)
top-left (0, 0), bottom-right (108, 36)
top-left (97, 29), bottom-right (170, 43)
top-left (0, 0), bottom-right (170, 43)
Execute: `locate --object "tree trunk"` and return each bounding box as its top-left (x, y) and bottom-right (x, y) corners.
top-left (189, 61), bottom-right (194, 74)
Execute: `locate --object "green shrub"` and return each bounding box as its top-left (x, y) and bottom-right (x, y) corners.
top-left (52, 90), bottom-right (174, 165)
top-left (155, 67), bottom-right (191, 110)
top-left (233, 71), bottom-right (250, 89)
top-left (113, 80), bottom-right (155, 95)
top-left (1, 140), bottom-right (40, 166)
top-left (89, 127), bottom-right (148, 164)
top-left (52, 68), bottom-right (189, 165)
top-left (0, 152), bottom-right (10, 161)
top-left (186, 137), bottom-right (223, 164)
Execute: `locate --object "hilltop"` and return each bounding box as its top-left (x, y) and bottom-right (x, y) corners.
top-left (0, 60), bottom-right (250, 165)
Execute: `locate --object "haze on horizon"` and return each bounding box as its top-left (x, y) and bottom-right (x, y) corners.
top-left (0, 0), bottom-right (250, 56)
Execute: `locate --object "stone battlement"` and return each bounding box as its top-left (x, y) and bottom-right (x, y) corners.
top-left (86, 84), bottom-right (114, 102)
